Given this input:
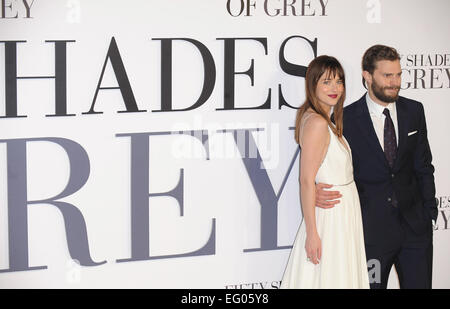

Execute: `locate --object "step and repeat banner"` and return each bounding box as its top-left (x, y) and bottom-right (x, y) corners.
top-left (0, 0), bottom-right (449, 288)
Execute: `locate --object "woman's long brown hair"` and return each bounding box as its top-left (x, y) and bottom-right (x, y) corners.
top-left (294, 55), bottom-right (346, 144)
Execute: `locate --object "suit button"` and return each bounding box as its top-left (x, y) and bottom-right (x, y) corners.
top-left (387, 197), bottom-right (392, 202)
top-left (391, 174), bottom-right (394, 178)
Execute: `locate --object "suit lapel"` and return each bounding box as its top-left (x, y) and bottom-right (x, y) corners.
top-left (393, 97), bottom-right (408, 170)
top-left (355, 94), bottom-right (390, 168)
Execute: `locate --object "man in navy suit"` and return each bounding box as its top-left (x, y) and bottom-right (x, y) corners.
top-left (316, 45), bottom-right (437, 289)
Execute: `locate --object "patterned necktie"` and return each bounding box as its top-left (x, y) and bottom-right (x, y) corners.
top-left (383, 108), bottom-right (397, 168)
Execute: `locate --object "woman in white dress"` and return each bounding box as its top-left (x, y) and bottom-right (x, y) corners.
top-left (281, 55), bottom-right (370, 288)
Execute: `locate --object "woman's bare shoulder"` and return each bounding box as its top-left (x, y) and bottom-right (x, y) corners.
top-left (302, 112), bottom-right (328, 131)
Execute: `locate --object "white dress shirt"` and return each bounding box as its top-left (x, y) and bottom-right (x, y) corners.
top-left (366, 92), bottom-right (399, 150)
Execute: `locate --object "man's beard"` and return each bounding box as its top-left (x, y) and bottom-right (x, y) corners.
top-left (371, 78), bottom-right (400, 103)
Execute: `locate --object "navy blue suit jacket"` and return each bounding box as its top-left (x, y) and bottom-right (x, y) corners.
top-left (342, 94), bottom-right (437, 248)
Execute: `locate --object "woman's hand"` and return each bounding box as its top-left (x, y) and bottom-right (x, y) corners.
top-left (305, 231), bottom-right (322, 265)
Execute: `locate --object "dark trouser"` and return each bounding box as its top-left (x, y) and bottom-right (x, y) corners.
top-left (365, 214), bottom-right (433, 289)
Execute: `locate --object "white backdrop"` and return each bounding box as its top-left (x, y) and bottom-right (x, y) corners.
top-left (0, 0), bottom-right (449, 288)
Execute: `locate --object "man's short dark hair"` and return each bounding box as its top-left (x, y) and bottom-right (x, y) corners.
top-left (362, 44), bottom-right (400, 74)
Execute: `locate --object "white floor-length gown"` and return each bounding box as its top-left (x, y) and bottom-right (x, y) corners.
top-left (281, 123), bottom-right (370, 289)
